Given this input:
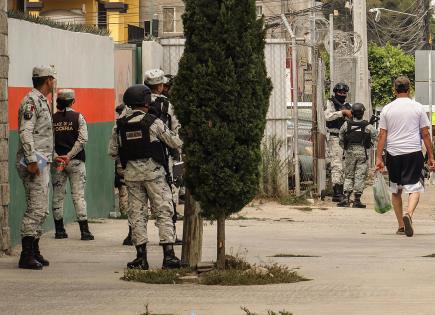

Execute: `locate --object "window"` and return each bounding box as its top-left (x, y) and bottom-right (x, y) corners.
top-left (163, 7), bottom-right (175, 33)
top-left (256, 5), bottom-right (263, 17)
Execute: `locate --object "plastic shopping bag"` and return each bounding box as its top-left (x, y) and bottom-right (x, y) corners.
top-left (373, 171), bottom-right (392, 214)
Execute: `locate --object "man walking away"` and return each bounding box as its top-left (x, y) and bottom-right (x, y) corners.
top-left (376, 76), bottom-right (435, 237)
top-left (16, 66), bottom-right (56, 270)
top-left (52, 89), bottom-right (94, 241)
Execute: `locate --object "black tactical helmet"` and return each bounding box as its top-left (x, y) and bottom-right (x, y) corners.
top-left (351, 103), bottom-right (365, 119)
top-left (123, 85), bottom-right (151, 107)
top-left (333, 82), bottom-right (349, 93)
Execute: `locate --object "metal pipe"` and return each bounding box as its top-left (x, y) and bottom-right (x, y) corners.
top-left (281, 14), bottom-right (300, 196)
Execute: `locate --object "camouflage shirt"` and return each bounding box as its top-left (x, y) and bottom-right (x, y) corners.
top-left (108, 109), bottom-right (183, 182)
top-left (17, 88), bottom-right (53, 163)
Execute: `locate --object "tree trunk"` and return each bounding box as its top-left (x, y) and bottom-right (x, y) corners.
top-left (181, 189), bottom-right (203, 267)
top-left (216, 212), bottom-right (226, 270)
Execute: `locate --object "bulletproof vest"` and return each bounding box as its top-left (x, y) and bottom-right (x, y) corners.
top-left (326, 97), bottom-right (350, 130)
top-left (116, 111), bottom-right (166, 168)
top-left (53, 110), bottom-right (86, 161)
top-left (344, 119), bottom-right (372, 149)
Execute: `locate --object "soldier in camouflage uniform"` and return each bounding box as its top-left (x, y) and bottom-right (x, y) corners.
top-left (51, 89), bottom-right (94, 240)
top-left (114, 103), bottom-right (133, 246)
top-left (325, 83), bottom-right (353, 202)
top-left (108, 84), bottom-right (183, 270)
top-left (16, 66), bottom-right (56, 270)
top-left (144, 69), bottom-right (183, 244)
top-left (338, 103), bottom-right (377, 208)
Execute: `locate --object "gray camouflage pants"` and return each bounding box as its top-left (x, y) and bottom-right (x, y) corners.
top-left (118, 185), bottom-right (129, 216)
top-left (328, 136), bottom-right (344, 185)
top-left (126, 176), bottom-right (175, 246)
top-left (52, 160), bottom-right (88, 221)
top-left (17, 163), bottom-right (50, 238)
top-left (343, 146), bottom-right (368, 193)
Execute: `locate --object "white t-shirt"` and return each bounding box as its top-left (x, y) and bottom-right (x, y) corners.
top-left (379, 97), bottom-right (430, 156)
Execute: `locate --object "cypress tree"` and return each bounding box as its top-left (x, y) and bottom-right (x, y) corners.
top-left (171, 0), bottom-right (272, 268)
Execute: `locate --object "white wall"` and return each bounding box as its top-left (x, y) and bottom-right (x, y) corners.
top-left (8, 18), bottom-right (114, 89)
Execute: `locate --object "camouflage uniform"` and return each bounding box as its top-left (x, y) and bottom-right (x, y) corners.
top-left (52, 107), bottom-right (88, 221)
top-left (339, 119), bottom-right (377, 193)
top-left (115, 104), bottom-right (130, 216)
top-left (325, 99), bottom-right (344, 185)
top-left (108, 109), bottom-right (183, 246)
top-left (16, 88), bottom-right (53, 238)
top-left (151, 93), bottom-right (181, 203)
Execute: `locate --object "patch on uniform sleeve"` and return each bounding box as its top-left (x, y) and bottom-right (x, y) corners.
top-left (23, 103), bottom-right (35, 120)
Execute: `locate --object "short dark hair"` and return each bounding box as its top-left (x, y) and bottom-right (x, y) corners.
top-left (32, 76), bottom-right (50, 89)
top-left (394, 76), bottom-right (410, 93)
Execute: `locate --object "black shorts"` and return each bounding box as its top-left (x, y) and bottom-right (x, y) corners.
top-left (386, 151), bottom-right (424, 186)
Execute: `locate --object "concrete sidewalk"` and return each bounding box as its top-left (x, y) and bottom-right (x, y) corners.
top-left (1, 186), bottom-right (435, 315)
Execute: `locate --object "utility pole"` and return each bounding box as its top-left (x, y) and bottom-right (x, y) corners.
top-left (311, 0), bottom-right (318, 194)
top-left (281, 14), bottom-right (300, 196)
top-left (353, 0), bottom-right (370, 117)
top-left (329, 13), bottom-right (334, 95)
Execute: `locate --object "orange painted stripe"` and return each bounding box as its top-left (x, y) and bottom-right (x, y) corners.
top-left (8, 87), bottom-right (115, 130)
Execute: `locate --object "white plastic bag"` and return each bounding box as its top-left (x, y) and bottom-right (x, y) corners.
top-left (373, 171), bottom-right (392, 214)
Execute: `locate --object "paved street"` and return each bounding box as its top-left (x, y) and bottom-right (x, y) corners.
top-left (2, 185), bottom-right (435, 315)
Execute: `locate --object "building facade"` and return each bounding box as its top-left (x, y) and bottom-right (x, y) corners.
top-left (7, 0), bottom-right (140, 43)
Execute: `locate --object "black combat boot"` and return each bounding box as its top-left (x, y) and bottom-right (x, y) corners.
top-left (332, 184), bottom-right (344, 202)
top-left (353, 193), bottom-right (366, 208)
top-left (127, 244), bottom-right (149, 270)
top-left (337, 191), bottom-right (352, 207)
top-left (122, 226), bottom-right (133, 246)
top-left (78, 220), bottom-right (95, 240)
top-left (162, 244), bottom-right (181, 269)
top-left (33, 238), bottom-right (49, 266)
top-left (18, 236), bottom-right (43, 270)
top-left (54, 219), bottom-right (68, 239)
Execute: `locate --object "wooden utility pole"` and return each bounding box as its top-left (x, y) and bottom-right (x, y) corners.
top-left (0, 0), bottom-right (11, 255)
top-left (181, 190), bottom-right (203, 267)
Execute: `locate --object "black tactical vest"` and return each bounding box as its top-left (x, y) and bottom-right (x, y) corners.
top-left (343, 119), bottom-right (372, 149)
top-left (53, 110), bottom-right (86, 161)
top-left (116, 111), bottom-right (166, 168)
top-left (326, 97), bottom-right (351, 131)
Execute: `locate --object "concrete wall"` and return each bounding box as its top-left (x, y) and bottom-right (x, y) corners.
top-left (8, 18), bottom-right (116, 246)
top-left (0, 0), bottom-right (10, 254)
top-left (142, 41), bottom-right (164, 80)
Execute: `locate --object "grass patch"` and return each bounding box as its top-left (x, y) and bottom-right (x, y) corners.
top-left (280, 195), bottom-right (310, 206)
top-left (199, 255), bottom-right (308, 286)
top-left (422, 254), bottom-right (435, 258)
top-left (241, 307), bottom-right (293, 315)
top-left (122, 255), bottom-right (307, 286)
top-left (269, 253), bottom-right (319, 258)
top-left (122, 268), bottom-right (192, 284)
